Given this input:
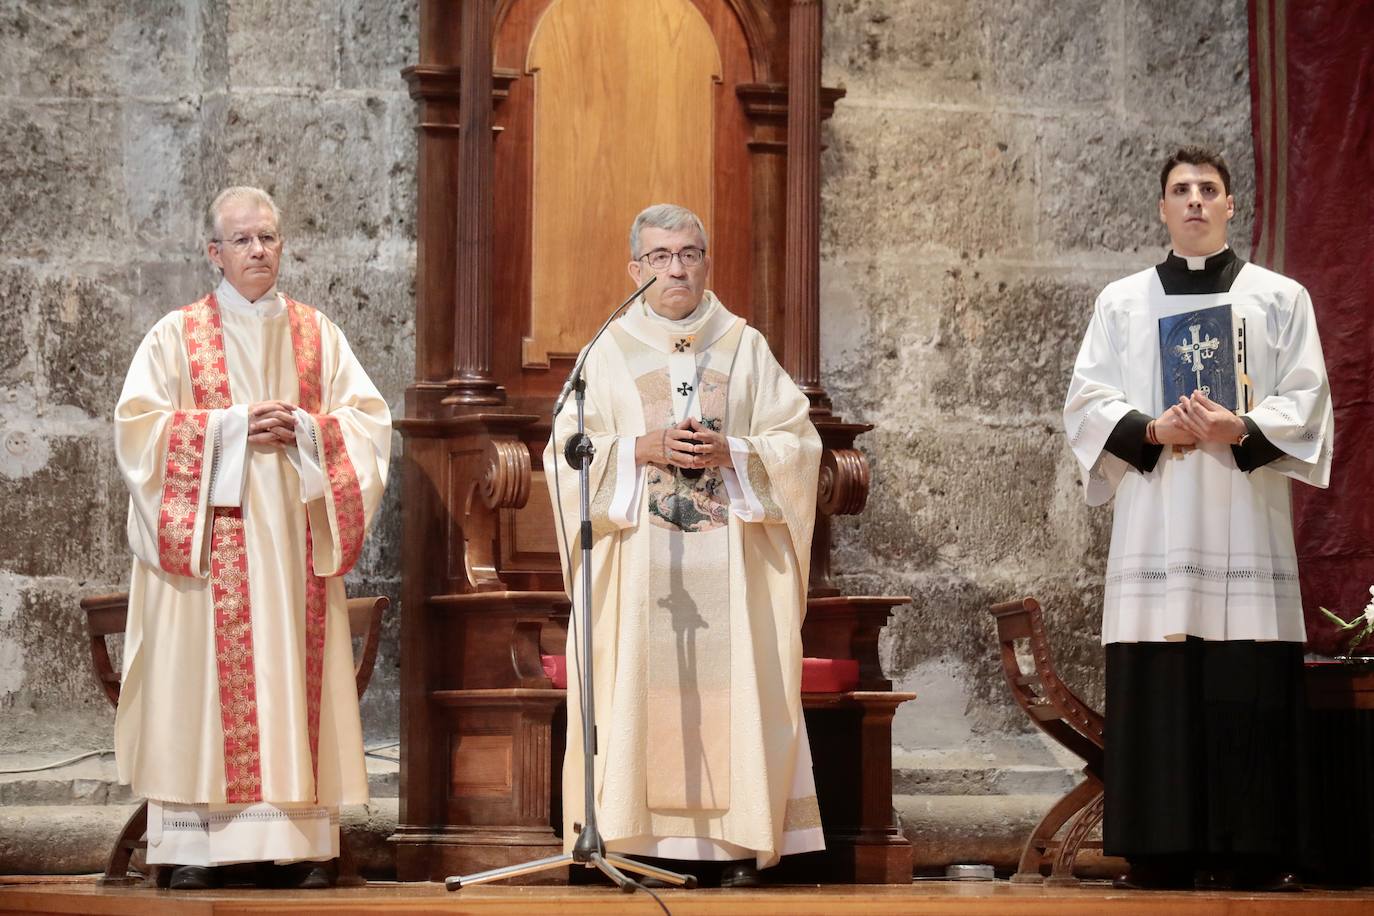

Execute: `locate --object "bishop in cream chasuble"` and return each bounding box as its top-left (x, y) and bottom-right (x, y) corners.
top-left (544, 205), bottom-right (823, 873)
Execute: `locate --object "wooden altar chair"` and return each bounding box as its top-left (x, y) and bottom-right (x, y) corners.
top-left (80, 592), bottom-right (390, 888)
top-left (988, 596), bottom-right (1105, 886)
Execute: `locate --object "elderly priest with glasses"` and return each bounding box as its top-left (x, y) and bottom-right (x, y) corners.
top-left (543, 203), bottom-right (824, 888)
top-left (112, 186), bottom-right (391, 890)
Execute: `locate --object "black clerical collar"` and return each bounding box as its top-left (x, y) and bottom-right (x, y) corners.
top-left (1156, 247), bottom-right (1245, 295)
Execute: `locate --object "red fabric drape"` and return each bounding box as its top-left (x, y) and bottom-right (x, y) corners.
top-left (1249, 0), bottom-right (1374, 652)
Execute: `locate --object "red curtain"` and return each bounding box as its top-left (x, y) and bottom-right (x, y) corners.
top-left (1249, 0), bottom-right (1374, 653)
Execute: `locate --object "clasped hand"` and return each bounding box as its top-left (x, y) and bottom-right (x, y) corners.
top-left (248, 400), bottom-right (298, 448)
top-left (1153, 391), bottom-right (1246, 446)
top-left (635, 416), bottom-right (729, 469)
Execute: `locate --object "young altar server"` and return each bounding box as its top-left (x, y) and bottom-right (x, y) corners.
top-left (1064, 147), bottom-right (1332, 891)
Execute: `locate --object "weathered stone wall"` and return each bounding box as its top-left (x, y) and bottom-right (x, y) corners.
top-left (0, 0), bottom-right (418, 755)
top-left (819, 0), bottom-right (1255, 766)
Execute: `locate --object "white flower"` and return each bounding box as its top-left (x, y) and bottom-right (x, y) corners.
top-left (1364, 602), bottom-right (1374, 625)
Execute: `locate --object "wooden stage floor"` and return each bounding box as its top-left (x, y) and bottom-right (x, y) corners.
top-left (3, 878), bottom-right (1374, 916)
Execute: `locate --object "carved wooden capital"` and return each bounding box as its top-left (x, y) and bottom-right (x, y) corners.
top-left (481, 439), bottom-right (531, 510)
top-left (402, 65), bottom-right (521, 104)
top-left (817, 447), bottom-right (869, 516)
top-left (735, 83), bottom-right (847, 126)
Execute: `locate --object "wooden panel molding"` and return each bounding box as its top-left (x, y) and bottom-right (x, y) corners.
top-left (522, 0), bottom-right (722, 368)
top-left (450, 734), bottom-right (515, 798)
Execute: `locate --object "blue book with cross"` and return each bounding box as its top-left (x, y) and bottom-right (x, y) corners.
top-left (1158, 304), bottom-right (1237, 411)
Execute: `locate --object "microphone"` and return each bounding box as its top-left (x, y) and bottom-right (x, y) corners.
top-left (552, 276), bottom-right (656, 418)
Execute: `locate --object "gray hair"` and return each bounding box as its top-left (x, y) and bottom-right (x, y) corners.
top-left (628, 203), bottom-right (708, 259)
top-left (206, 186), bottom-right (282, 240)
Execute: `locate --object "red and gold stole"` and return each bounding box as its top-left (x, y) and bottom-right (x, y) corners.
top-left (155, 293), bottom-right (364, 804)
top-left (285, 296), bottom-right (365, 792)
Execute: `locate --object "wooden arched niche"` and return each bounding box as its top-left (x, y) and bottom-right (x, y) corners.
top-left (491, 0), bottom-right (783, 392)
top-left (521, 0), bottom-right (722, 367)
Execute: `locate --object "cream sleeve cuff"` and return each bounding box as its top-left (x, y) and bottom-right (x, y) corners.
top-left (606, 435), bottom-right (646, 528)
top-left (286, 408), bottom-right (327, 503)
top-left (720, 435), bottom-right (765, 522)
top-left (209, 404), bottom-right (249, 508)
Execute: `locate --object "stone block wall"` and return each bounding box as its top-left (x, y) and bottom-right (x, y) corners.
top-left (0, 0), bottom-right (419, 756)
top-left (819, 0), bottom-right (1255, 761)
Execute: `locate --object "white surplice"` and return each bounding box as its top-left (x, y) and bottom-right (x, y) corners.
top-left (113, 279), bottom-right (391, 865)
top-left (1065, 262), bottom-right (1333, 644)
top-left (544, 293), bottom-right (824, 868)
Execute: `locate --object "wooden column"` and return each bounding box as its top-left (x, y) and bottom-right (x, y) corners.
top-left (783, 0), bottom-right (831, 413)
top-left (402, 2), bottom-right (464, 417)
top-left (444, 0), bottom-right (504, 407)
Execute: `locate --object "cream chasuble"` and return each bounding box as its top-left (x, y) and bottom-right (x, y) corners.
top-left (544, 293), bottom-right (824, 868)
top-left (114, 280), bottom-right (390, 864)
top-left (1065, 262), bottom-right (1332, 645)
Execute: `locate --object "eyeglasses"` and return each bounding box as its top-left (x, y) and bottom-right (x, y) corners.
top-left (212, 232), bottom-right (281, 252)
top-left (639, 246), bottom-right (705, 271)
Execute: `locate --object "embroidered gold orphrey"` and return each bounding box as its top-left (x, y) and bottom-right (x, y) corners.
top-left (287, 297), bottom-right (366, 793)
top-left (180, 294), bottom-right (262, 803)
top-left (156, 410), bottom-right (208, 576)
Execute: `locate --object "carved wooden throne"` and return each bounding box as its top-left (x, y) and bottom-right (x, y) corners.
top-left (394, 0), bottom-right (912, 884)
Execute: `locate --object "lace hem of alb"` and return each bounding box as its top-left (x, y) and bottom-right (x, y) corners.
top-left (1106, 563), bottom-right (1299, 585)
top-left (163, 807), bottom-right (338, 833)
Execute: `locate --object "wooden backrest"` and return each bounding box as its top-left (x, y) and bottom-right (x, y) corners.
top-left (80, 592), bottom-right (391, 707)
top-left (79, 593), bottom-right (128, 707)
top-left (989, 596), bottom-right (1104, 772)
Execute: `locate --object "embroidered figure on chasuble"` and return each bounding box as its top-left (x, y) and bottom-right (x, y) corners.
top-left (640, 368), bottom-right (731, 533)
top-left (543, 205), bottom-right (824, 881)
top-left (112, 187), bottom-right (391, 888)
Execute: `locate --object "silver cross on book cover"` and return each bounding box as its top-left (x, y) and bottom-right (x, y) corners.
top-left (1158, 303), bottom-right (1237, 411)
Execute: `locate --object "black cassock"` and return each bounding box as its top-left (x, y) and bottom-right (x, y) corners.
top-left (1100, 249), bottom-right (1309, 869)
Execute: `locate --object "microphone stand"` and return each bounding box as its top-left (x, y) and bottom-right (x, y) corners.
top-left (446, 277), bottom-right (696, 893)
